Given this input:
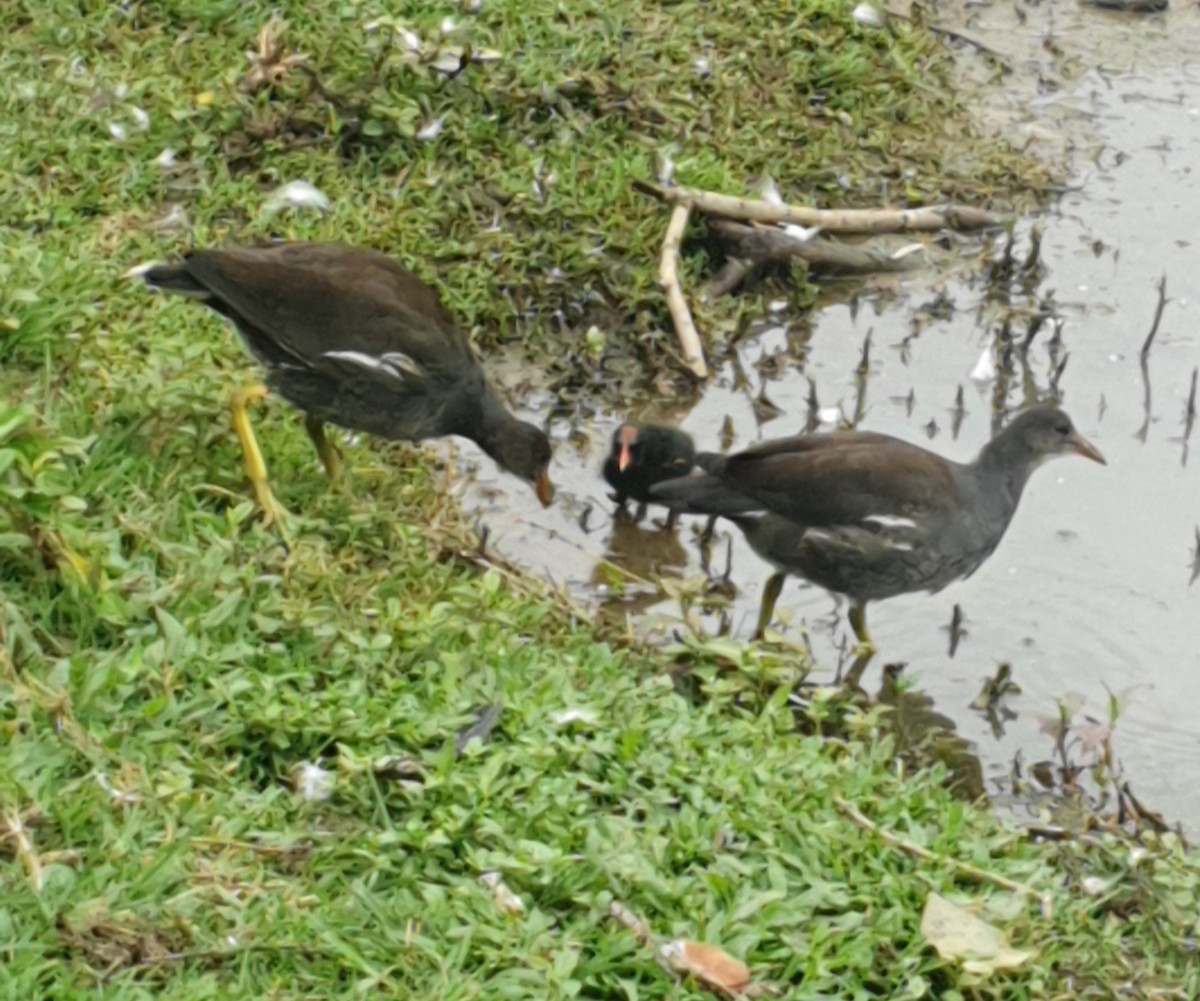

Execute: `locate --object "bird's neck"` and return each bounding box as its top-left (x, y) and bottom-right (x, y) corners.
top-left (974, 435), bottom-right (1037, 507)
top-left (463, 383), bottom-right (520, 462)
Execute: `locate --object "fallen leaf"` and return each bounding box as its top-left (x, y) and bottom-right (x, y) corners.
top-left (920, 893), bottom-right (1035, 977)
top-left (659, 939), bottom-right (751, 997)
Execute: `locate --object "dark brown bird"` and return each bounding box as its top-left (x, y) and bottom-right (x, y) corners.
top-left (138, 243), bottom-right (553, 525)
top-left (652, 404), bottom-right (1105, 645)
top-left (602, 423), bottom-right (719, 529)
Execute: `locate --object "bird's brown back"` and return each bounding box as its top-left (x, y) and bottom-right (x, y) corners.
top-left (182, 243), bottom-right (476, 375)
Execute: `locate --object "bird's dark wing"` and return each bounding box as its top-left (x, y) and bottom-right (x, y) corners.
top-left (179, 244), bottom-right (478, 378)
top-left (649, 467), bottom-right (763, 517)
top-left (720, 432), bottom-right (963, 528)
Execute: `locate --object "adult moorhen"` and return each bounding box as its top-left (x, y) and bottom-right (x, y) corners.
top-left (602, 423), bottom-right (719, 529)
top-left (139, 243), bottom-right (553, 525)
top-left (651, 404), bottom-right (1105, 644)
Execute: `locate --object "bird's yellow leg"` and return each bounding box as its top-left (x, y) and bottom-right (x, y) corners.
top-left (230, 384), bottom-right (291, 531)
top-left (753, 572), bottom-right (787, 640)
top-left (304, 415), bottom-right (343, 485)
top-left (848, 601), bottom-right (875, 655)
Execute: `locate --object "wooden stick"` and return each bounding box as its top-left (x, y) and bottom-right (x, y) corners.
top-left (634, 179), bottom-right (1003, 234)
top-left (659, 202), bottom-right (707, 379)
top-left (709, 219), bottom-right (924, 282)
top-left (833, 796), bottom-right (1054, 918)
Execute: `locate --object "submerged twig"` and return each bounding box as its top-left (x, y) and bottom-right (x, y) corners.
top-left (1136, 275), bottom-right (1168, 442)
top-left (1183, 367), bottom-right (1197, 444)
top-left (833, 795), bottom-right (1054, 917)
top-left (707, 219), bottom-right (923, 293)
top-left (659, 202), bottom-right (707, 379)
top-left (1140, 274), bottom-right (1168, 360)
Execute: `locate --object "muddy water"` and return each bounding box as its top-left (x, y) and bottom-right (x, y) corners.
top-left (455, 5), bottom-right (1200, 830)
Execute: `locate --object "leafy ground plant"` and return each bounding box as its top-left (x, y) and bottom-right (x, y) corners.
top-left (2, 1), bottom-right (1198, 999)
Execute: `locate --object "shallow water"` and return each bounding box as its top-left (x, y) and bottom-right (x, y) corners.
top-left (454, 3), bottom-right (1200, 830)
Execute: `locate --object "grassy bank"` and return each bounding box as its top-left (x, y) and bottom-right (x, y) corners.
top-left (2, 0), bottom-right (1197, 998)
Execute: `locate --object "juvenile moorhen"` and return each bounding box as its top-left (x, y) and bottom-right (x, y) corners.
top-left (140, 243), bottom-right (553, 525)
top-left (602, 423), bottom-right (719, 529)
top-left (652, 404), bottom-right (1105, 644)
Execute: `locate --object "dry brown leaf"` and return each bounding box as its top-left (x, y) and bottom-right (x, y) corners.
top-left (659, 939), bottom-right (751, 997)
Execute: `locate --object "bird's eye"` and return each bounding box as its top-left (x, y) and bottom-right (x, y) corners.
top-left (1055, 421), bottom-right (1071, 436)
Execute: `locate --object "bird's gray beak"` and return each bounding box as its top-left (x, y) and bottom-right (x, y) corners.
top-left (1069, 430), bottom-right (1106, 465)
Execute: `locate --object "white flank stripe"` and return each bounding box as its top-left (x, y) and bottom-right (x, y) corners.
top-left (324, 350), bottom-right (419, 382)
top-left (863, 514), bottom-right (918, 530)
top-left (379, 351), bottom-right (423, 378)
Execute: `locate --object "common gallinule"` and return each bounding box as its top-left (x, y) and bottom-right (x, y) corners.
top-left (652, 404), bottom-right (1105, 644)
top-left (139, 243), bottom-right (553, 524)
top-left (602, 423), bottom-right (719, 529)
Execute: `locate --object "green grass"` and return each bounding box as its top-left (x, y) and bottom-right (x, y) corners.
top-left (2, 1), bottom-right (1198, 998)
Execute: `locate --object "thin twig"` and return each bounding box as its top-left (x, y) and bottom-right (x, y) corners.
top-left (105, 943), bottom-right (334, 980)
top-left (634, 179), bottom-right (1003, 234)
top-left (833, 795), bottom-right (1054, 917)
top-left (659, 202), bottom-right (707, 379)
top-left (2, 810), bottom-right (44, 894)
top-left (927, 24), bottom-right (1013, 71)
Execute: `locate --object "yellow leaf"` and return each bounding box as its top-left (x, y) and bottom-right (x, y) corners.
top-left (195, 91), bottom-right (214, 107)
top-left (920, 892), bottom-right (1035, 977)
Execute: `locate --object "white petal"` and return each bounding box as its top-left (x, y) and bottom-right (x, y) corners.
top-left (550, 708), bottom-right (600, 726)
top-left (890, 242), bottom-right (924, 260)
top-left (263, 180), bottom-right (330, 215)
top-left (757, 175), bottom-right (784, 206)
top-left (416, 116), bottom-right (445, 141)
top-left (657, 151), bottom-right (675, 185)
top-left (969, 345), bottom-right (997, 386)
top-left (294, 762), bottom-right (334, 801)
top-left (780, 223), bottom-right (820, 243)
top-left (853, 3), bottom-right (885, 27)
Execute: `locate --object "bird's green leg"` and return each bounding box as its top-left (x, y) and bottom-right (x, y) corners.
top-left (304, 414), bottom-right (343, 485)
top-left (230, 384), bottom-right (291, 531)
top-left (753, 572), bottom-right (787, 640)
top-left (840, 602), bottom-right (876, 690)
top-left (848, 601), bottom-right (875, 654)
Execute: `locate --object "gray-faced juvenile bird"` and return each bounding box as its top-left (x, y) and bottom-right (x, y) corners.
top-left (138, 242), bottom-right (553, 526)
top-left (602, 423), bottom-right (719, 530)
top-left (652, 404), bottom-right (1105, 645)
